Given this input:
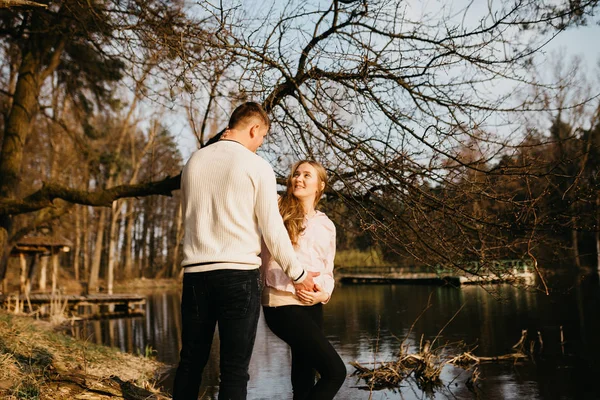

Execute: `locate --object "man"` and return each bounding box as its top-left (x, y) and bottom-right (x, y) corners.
top-left (172, 102), bottom-right (318, 399)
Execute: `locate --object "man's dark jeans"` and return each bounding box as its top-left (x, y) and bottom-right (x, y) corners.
top-left (172, 269), bottom-right (261, 400)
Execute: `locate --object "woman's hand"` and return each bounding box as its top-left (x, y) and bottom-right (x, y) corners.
top-left (297, 283), bottom-right (329, 305)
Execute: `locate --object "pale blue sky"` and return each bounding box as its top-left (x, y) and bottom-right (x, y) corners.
top-left (541, 23), bottom-right (600, 74)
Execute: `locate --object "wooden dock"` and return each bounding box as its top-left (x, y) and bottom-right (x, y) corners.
top-left (1, 293), bottom-right (146, 319)
top-left (336, 260), bottom-right (536, 285)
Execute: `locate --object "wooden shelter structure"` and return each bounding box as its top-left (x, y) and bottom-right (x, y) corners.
top-left (5, 235), bottom-right (73, 295)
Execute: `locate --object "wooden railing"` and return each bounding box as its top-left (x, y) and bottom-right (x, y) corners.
top-left (335, 259), bottom-right (536, 285)
top-left (336, 259), bottom-right (534, 275)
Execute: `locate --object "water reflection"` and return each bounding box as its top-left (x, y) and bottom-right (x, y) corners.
top-left (72, 277), bottom-right (600, 399)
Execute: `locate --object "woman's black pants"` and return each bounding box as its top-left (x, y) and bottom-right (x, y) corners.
top-left (263, 304), bottom-right (346, 400)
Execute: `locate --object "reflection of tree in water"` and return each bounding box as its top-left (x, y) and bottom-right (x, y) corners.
top-left (67, 282), bottom-right (600, 399)
top-left (342, 282), bottom-right (600, 398)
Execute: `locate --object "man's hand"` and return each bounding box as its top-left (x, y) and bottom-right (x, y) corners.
top-left (294, 271), bottom-right (320, 292)
top-left (297, 283), bottom-right (329, 305)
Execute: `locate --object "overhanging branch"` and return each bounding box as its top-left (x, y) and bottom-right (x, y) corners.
top-left (0, 174), bottom-right (181, 216)
top-left (0, 0), bottom-right (48, 8)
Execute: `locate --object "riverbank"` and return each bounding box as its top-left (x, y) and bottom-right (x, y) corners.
top-left (113, 277), bottom-right (181, 292)
top-left (0, 311), bottom-right (169, 399)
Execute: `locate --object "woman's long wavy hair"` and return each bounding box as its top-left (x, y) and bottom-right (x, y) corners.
top-left (279, 160), bottom-right (328, 245)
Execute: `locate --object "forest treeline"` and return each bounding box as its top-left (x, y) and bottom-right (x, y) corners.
top-left (1, 1), bottom-right (599, 293)
top-left (5, 99), bottom-right (600, 291)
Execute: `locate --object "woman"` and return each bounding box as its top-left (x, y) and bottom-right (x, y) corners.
top-left (261, 160), bottom-right (346, 400)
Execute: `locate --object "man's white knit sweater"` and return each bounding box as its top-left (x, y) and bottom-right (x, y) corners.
top-left (180, 140), bottom-right (306, 282)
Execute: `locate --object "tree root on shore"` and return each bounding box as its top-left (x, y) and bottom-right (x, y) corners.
top-left (43, 371), bottom-right (169, 399)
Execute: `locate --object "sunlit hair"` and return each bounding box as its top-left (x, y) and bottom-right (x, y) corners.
top-left (228, 102), bottom-right (270, 130)
top-left (279, 160), bottom-right (328, 245)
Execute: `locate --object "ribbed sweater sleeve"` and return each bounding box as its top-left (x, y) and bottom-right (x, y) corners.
top-left (254, 162), bottom-right (306, 283)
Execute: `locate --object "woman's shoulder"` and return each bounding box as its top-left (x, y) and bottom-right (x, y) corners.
top-left (314, 211), bottom-right (336, 232)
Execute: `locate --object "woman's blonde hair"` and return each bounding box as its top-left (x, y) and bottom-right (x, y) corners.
top-left (279, 160), bottom-right (328, 245)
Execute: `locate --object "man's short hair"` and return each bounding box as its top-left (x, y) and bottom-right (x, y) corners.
top-left (228, 102), bottom-right (270, 130)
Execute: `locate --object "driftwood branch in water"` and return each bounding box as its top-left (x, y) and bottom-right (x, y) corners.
top-left (351, 329), bottom-right (539, 392)
top-left (351, 338), bottom-right (444, 392)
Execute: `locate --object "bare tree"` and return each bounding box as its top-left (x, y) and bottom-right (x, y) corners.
top-left (183, 0), bottom-right (599, 277)
top-left (1, 0), bottom-right (599, 287)
top-left (0, 0), bottom-right (217, 280)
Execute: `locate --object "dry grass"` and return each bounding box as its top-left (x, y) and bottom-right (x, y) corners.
top-left (0, 310), bottom-right (169, 399)
top-left (334, 248), bottom-right (392, 268)
top-left (113, 277), bottom-right (180, 292)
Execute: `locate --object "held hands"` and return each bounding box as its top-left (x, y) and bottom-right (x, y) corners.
top-left (297, 283), bottom-right (329, 305)
top-left (293, 270), bottom-right (320, 292)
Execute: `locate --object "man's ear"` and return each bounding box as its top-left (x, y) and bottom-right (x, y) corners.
top-left (249, 124), bottom-right (260, 138)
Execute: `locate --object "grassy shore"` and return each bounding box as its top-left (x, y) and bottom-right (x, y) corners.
top-left (113, 277), bottom-right (181, 292)
top-left (334, 248), bottom-right (392, 268)
top-left (0, 311), bottom-right (169, 399)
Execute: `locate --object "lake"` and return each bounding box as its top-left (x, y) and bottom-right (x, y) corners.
top-left (72, 274), bottom-right (600, 399)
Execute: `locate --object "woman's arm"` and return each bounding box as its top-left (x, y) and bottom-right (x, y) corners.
top-left (297, 217), bottom-right (336, 305)
top-left (319, 219), bottom-right (336, 304)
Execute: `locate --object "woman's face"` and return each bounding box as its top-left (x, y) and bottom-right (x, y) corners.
top-left (292, 163), bottom-right (323, 203)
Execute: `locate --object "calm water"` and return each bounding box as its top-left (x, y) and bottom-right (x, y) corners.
top-left (72, 275), bottom-right (600, 399)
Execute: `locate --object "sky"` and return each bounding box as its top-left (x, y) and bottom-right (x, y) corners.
top-left (541, 23), bottom-right (600, 74)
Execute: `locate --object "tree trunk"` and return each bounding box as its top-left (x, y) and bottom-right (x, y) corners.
top-left (170, 200), bottom-right (183, 278)
top-left (51, 250), bottom-right (58, 294)
top-left (88, 208), bottom-right (107, 292)
top-left (146, 197), bottom-right (153, 276)
top-left (123, 200), bottom-right (135, 279)
top-left (0, 23), bottom-right (63, 279)
top-left (83, 206), bottom-right (90, 281)
top-left (0, 48), bottom-right (42, 199)
top-left (106, 200), bottom-right (120, 294)
top-left (74, 204), bottom-right (81, 281)
top-left (0, 229), bottom-right (9, 291)
top-left (39, 255), bottom-right (48, 291)
top-left (162, 196), bottom-right (169, 269)
top-left (571, 214), bottom-right (581, 269)
top-left (141, 198), bottom-right (151, 277)
top-left (0, 49), bottom-right (43, 282)
top-left (19, 253), bottom-right (27, 295)
top-left (134, 206), bottom-right (142, 278)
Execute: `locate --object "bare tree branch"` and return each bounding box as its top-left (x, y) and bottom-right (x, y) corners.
top-left (0, 174), bottom-right (181, 216)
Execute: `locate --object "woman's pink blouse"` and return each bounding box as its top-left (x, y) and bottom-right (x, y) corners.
top-left (260, 211), bottom-right (336, 302)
